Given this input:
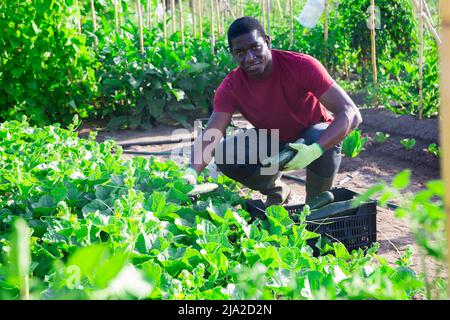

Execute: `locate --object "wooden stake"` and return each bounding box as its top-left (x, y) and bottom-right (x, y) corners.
top-left (179, 0), bottom-right (185, 46)
top-left (90, 0), bottom-right (97, 32)
top-left (370, 0), bottom-right (377, 85)
top-left (324, 0), bottom-right (329, 67)
top-left (419, 0), bottom-right (424, 120)
top-left (114, 0), bottom-right (120, 34)
top-left (289, 0), bottom-right (293, 48)
top-left (193, 0), bottom-right (197, 37)
top-left (74, 0), bottom-right (82, 33)
top-left (266, 0), bottom-right (271, 36)
top-left (137, 0), bottom-right (145, 55)
top-left (210, 0), bottom-right (215, 53)
top-left (276, 0), bottom-right (283, 19)
top-left (119, 0), bottom-right (124, 36)
top-left (147, 0), bottom-right (151, 29)
top-left (163, 0), bottom-right (167, 43)
top-left (412, 0), bottom-right (442, 44)
top-left (199, 0), bottom-right (203, 38)
top-left (235, 0), bottom-right (238, 18)
top-left (216, 0), bottom-right (222, 35)
top-left (220, 0), bottom-right (225, 34)
top-left (439, 0), bottom-right (450, 299)
top-left (262, 0), bottom-right (266, 30)
top-left (171, 0), bottom-right (176, 34)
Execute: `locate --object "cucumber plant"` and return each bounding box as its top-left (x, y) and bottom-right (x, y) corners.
top-left (427, 143), bottom-right (441, 157)
top-left (0, 119), bottom-right (432, 300)
top-left (400, 138), bottom-right (416, 150)
top-left (374, 131), bottom-right (390, 144)
top-left (342, 129), bottom-right (368, 158)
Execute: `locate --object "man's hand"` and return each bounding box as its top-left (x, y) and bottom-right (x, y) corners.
top-left (182, 167), bottom-right (198, 185)
top-left (283, 142), bottom-right (324, 171)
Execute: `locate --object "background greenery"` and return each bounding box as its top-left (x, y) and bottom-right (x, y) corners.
top-left (0, 0), bottom-right (441, 128)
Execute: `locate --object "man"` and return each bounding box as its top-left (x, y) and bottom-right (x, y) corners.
top-left (183, 17), bottom-right (362, 206)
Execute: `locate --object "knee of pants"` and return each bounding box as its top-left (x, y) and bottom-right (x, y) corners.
top-left (214, 132), bottom-right (259, 181)
top-left (215, 162), bottom-right (259, 182)
top-left (299, 122), bottom-right (342, 178)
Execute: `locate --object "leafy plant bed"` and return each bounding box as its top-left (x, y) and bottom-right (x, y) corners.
top-left (245, 188), bottom-right (377, 256)
top-left (0, 118), bottom-right (430, 299)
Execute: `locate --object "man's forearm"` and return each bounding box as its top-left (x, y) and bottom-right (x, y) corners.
top-left (187, 112), bottom-right (232, 174)
top-left (316, 106), bottom-right (362, 150)
top-left (189, 137), bottom-right (216, 174)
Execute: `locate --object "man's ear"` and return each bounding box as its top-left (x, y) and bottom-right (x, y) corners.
top-left (265, 35), bottom-right (271, 48)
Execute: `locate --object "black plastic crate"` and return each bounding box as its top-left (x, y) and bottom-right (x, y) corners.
top-left (244, 188), bottom-right (377, 254)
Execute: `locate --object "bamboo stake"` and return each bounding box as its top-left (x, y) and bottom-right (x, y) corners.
top-left (266, 0), bottom-right (271, 36)
top-left (412, 0), bottom-right (442, 44)
top-left (220, 0), bottom-right (225, 34)
top-left (163, 0), bottom-right (167, 43)
top-left (324, 0), bottom-right (329, 67)
top-left (74, 0), bottom-right (82, 33)
top-left (370, 0), bottom-right (377, 85)
top-left (262, 0), bottom-right (266, 30)
top-left (423, 0), bottom-right (432, 22)
top-left (419, 0), bottom-right (424, 120)
top-left (114, 0), bottom-right (120, 34)
top-left (90, 0), bottom-right (98, 48)
top-left (147, 0), bottom-right (151, 29)
top-left (193, 0), bottom-right (197, 37)
top-left (199, 0), bottom-right (203, 38)
top-left (289, 0), bottom-right (293, 48)
top-left (215, 0), bottom-right (222, 35)
top-left (90, 0), bottom-right (97, 32)
top-left (119, 0), bottom-right (124, 36)
top-left (137, 0), bottom-right (145, 55)
top-left (210, 0), bottom-right (215, 53)
top-left (439, 0), bottom-right (450, 299)
top-left (235, 0), bottom-right (238, 18)
top-left (276, 0), bottom-right (283, 19)
top-left (171, 0), bottom-right (176, 34)
top-left (179, 0), bottom-right (185, 46)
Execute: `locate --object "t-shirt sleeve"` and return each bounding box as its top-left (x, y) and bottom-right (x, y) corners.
top-left (302, 55), bottom-right (335, 98)
top-left (213, 78), bottom-right (237, 114)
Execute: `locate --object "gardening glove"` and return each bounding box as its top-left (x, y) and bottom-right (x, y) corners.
top-left (283, 142), bottom-right (324, 171)
top-left (182, 166), bottom-right (198, 185)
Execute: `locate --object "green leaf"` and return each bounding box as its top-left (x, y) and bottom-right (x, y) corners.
top-left (392, 170), bottom-right (411, 190)
top-left (333, 242), bottom-right (351, 260)
top-left (66, 244), bottom-right (111, 283)
top-left (94, 251), bottom-right (128, 288)
top-left (265, 206), bottom-right (292, 235)
top-left (255, 246), bottom-right (281, 269)
top-left (7, 218), bottom-right (31, 295)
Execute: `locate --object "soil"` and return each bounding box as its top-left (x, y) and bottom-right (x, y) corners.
top-left (78, 107), bottom-right (445, 280)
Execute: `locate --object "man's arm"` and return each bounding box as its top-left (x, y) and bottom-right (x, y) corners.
top-left (316, 82), bottom-right (363, 150)
top-left (188, 112), bottom-right (233, 174)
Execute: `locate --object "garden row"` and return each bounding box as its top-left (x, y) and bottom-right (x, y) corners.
top-left (0, 118), bottom-right (446, 299)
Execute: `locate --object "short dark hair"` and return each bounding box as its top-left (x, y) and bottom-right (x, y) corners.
top-left (227, 17), bottom-right (266, 50)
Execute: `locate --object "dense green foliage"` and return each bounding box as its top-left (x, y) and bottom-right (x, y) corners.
top-left (0, 0), bottom-right (441, 127)
top-left (0, 0), bottom-right (98, 126)
top-left (1, 119), bottom-right (445, 299)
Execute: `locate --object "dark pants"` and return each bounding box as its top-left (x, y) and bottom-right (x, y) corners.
top-left (214, 123), bottom-right (342, 202)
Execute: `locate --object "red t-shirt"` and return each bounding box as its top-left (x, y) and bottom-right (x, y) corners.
top-left (213, 49), bottom-right (335, 142)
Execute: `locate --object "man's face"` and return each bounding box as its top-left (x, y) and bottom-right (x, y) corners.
top-left (230, 30), bottom-right (272, 79)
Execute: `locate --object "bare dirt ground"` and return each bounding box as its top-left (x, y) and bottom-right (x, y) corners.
top-left (78, 107), bottom-right (445, 279)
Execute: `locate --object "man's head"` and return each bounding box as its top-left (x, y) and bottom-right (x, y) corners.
top-left (227, 17), bottom-right (272, 79)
